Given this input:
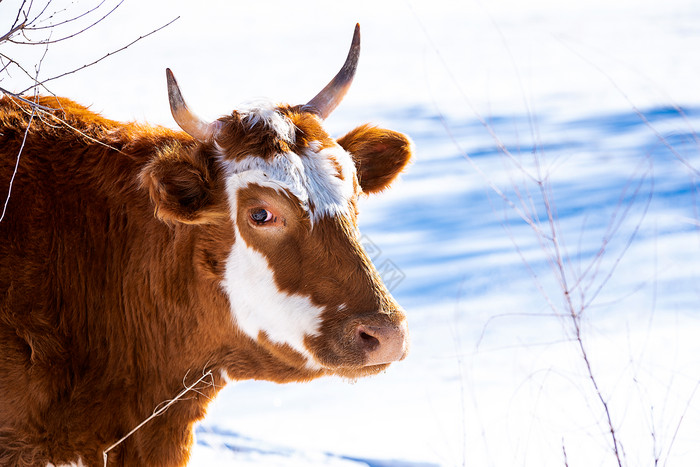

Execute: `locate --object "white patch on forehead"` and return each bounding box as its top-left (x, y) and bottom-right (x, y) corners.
top-left (223, 153), bottom-right (310, 212)
top-left (302, 140), bottom-right (356, 218)
top-left (214, 102), bottom-right (356, 222)
top-left (222, 230), bottom-right (323, 369)
top-left (237, 101), bottom-right (296, 144)
top-left (220, 141), bottom-right (356, 223)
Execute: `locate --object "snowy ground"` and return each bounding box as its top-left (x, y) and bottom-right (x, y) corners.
top-left (3, 0), bottom-right (700, 465)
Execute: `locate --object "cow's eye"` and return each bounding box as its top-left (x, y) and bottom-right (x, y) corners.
top-left (250, 208), bottom-right (273, 224)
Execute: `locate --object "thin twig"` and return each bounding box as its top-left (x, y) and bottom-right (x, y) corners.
top-left (9, 0), bottom-right (30, 34)
top-left (0, 96), bottom-right (35, 223)
top-left (0, 19), bottom-right (26, 43)
top-left (556, 37), bottom-right (700, 178)
top-left (573, 321), bottom-right (623, 466)
top-left (11, 0), bottom-right (125, 45)
top-left (0, 36), bottom-right (48, 223)
top-left (28, 0), bottom-right (109, 31)
top-left (662, 378), bottom-right (700, 467)
top-left (19, 16), bottom-right (179, 95)
top-left (0, 88), bottom-right (54, 110)
top-left (102, 370), bottom-right (213, 467)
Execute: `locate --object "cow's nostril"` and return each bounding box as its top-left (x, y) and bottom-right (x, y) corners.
top-left (354, 322), bottom-right (408, 366)
top-left (358, 328), bottom-right (380, 351)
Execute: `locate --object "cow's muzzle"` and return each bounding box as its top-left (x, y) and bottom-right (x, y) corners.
top-left (354, 320), bottom-right (409, 366)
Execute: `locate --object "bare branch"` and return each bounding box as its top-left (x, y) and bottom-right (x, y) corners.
top-left (10, 0), bottom-right (30, 32)
top-left (28, 0), bottom-right (109, 31)
top-left (0, 37), bottom-right (48, 223)
top-left (0, 87), bottom-right (53, 111)
top-left (18, 15), bottom-right (179, 95)
top-left (0, 98), bottom-right (35, 223)
top-left (0, 19), bottom-right (26, 43)
top-left (11, 0), bottom-right (125, 45)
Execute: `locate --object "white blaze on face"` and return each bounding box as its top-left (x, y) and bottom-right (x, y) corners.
top-left (222, 232), bottom-right (324, 368)
top-left (218, 105), bottom-right (358, 367)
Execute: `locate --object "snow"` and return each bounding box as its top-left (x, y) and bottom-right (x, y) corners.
top-left (4, 0), bottom-right (700, 465)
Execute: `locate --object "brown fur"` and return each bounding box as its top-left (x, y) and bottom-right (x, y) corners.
top-left (0, 95), bottom-right (412, 466)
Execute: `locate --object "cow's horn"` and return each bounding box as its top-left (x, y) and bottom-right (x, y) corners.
top-left (166, 68), bottom-right (220, 142)
top-left (304, 23), bottom-right (360, 119)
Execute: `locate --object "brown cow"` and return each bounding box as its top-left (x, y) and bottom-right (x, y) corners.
top-left (0, 25), bottom-right (412, 466)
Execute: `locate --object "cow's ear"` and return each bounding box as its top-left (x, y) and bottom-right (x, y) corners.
top-left (140, 150), bottom-right (224, 224)
top-left (337, 124), bottom-right (413, 194)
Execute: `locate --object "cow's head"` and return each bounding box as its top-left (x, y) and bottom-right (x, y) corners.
top-left (143, 25), bottom-right (412, 380)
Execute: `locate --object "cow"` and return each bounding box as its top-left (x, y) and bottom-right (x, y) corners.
top-left (0, 24), bottom-right (412, 466)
